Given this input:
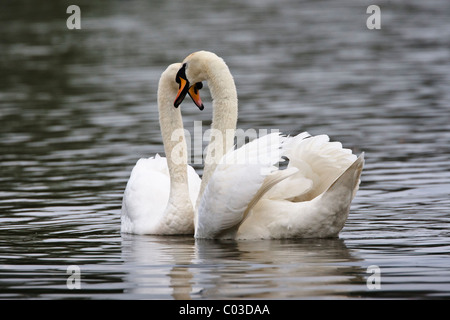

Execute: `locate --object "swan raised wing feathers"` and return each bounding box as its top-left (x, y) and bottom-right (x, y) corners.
top-left (264, 133), bottom-right (358, 202)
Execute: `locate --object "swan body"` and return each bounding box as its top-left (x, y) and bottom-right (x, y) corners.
top-left (121, 63), bottom-right (201, 235)
top-left (175, 51), bottom-right (364, 239)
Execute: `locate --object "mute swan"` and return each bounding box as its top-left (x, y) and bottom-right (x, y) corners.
top-left (174, 51), bottom-right (364, 239)
top-left (121, 63), bottom-right (203, 235)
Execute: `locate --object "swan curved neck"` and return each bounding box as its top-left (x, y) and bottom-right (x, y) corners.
top-left (157, 76), bottom-right (192, 210)
top-left (197, 55), bottom-right (238, 206)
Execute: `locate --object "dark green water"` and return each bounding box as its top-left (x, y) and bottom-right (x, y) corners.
top-left (1, 0), bottom-right (449, 299)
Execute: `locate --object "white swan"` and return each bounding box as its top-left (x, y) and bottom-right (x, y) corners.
top-left (174, 51), bottom-right (364, 240)
top-left (121, 63), bottom-right (203, 235)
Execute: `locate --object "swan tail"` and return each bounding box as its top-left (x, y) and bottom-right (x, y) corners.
top-left (325, 152), bottom-right (364, 197)
top-left (315, 153), bottom-right (365, 236)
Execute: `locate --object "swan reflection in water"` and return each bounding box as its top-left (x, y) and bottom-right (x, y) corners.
top-left (120, 235), bottom-right (365, 299)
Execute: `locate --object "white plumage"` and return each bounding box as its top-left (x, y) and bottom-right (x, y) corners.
top-left (121, 155), bottom-right (201, 234)
top-left (237, 135), bottom-right (364, 239)
top-left (122, 52), bottom-right (365, 240)
top-left (121, 64), bottom-right (201, 235)
top-left (195, 132), bottom-right (296, 238)
top-left (176, 51), bottom-right (364, 239)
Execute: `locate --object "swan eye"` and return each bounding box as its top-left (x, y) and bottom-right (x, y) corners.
top-left (193, 82), bottom-right (203, 94)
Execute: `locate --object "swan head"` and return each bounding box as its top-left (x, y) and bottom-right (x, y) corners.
top-left (174, 63), bottom-right (204, 110)
top-left (174, 51), bottom-right (224, 109)
top-left (162, 63), bottom-right (203, 111)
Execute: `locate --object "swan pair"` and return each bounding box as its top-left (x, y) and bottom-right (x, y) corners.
top-left (121, 51), bottom-right (364, 239)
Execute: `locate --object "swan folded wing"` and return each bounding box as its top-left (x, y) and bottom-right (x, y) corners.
top-left (196, 164), bottom-right (266, 238)
top-left (195, 132), bottom-right (286, 238)
top-left (121, 156), bottom-right (171, 234)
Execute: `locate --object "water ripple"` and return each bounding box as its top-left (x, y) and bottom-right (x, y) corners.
top-left (1, 0), bottom-right (449, 299)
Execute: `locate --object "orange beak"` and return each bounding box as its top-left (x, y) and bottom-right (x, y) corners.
top-left (174, 63), bottom-right (204, 110)
top-left (188, 82), bottom-right (204, 110)
top-left (174, 77), bottom-right (189, 108)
